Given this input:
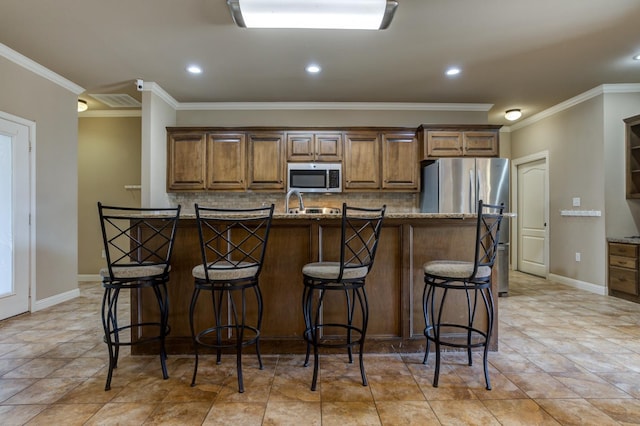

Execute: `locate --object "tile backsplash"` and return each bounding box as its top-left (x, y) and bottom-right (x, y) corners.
top-left (168, 192), bottom-right (418, 214)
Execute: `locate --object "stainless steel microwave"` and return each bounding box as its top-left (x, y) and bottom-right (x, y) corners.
top-left (287, 163), bottom-right (342, 193)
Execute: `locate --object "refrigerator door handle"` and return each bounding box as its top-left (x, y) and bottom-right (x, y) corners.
top-left (477, 170), bottom-right (483, 211)
top-left (469, 169), bottom-right (474, 213)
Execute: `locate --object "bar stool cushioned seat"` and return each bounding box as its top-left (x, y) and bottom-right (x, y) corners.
top-left (189, 204), bottom-right (274, 393)
top-left (422, 200), bottom-right (504, 391)
top-left (302, 203), bottom-right (386, 391)
top-left (97, 203), bottom-right (181, 391)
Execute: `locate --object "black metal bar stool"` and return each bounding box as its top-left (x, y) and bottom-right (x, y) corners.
top-left (422, 200), bottom-right (504, 390)
top-left (302, 203), bottom-right (385, 391)
top-left (189, 204), bottom-right (274, 393)
top-left (97, 203), bottom-right (181, 391)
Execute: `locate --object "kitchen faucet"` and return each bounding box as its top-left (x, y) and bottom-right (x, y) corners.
top-left (285, 189), bottom-right (304, 213)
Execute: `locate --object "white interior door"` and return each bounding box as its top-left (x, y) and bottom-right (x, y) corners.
top-left (517, 157), bottom-right (548, 277)
top-left (0, 116), bottom-right (31, 320)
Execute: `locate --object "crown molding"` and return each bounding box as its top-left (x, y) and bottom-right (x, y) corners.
top-left (144, 82), bottom-right (180, 109)
top-left (78, 110), bottom-right (142, 118)
top-left (0, 43), bottom-right (84, 95)
top-left (175, 101), bottom-right (493, 111)
top-left (510, 83), bottom-right (640, 131)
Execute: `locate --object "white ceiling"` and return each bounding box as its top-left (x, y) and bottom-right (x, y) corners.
top-left (2, 0), bottom-right (640, 124)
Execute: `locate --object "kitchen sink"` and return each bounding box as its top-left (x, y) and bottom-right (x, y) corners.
top-left (287, 206), bottom-right (341, 215)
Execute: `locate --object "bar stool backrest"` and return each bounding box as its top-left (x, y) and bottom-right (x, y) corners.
top-left (98, 203), bottom-right (182, 280)
top-left (471, 200), bottom-right (505, 281)
top-left (194, 204), bottom-right (275, 282)
top-left (338, 203), bottom-right (386, 281)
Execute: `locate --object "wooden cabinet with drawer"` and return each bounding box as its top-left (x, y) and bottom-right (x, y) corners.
top-left (608, 241), bottom-right (640, 302)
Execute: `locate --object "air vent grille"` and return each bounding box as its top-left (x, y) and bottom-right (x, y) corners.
top-left (89, 94), bottom-right (141, 108)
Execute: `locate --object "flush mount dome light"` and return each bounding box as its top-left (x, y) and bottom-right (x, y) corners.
top-left (505, 109), bottom-right (522, 121)
top-left (227, 0), bottom-right (398, 30)
top-left (77, 99), bottom-right (88, 112)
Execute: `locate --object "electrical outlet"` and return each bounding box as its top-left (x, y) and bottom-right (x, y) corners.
top-left (572, 197), bottom-right (581, 207)
top-left (575, 252), bottom-right (581, 262)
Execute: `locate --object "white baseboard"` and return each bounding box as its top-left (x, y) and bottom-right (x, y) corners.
top-left (78, 274), bottom-right (101, 282)
top-left (548, 273), bottom-right (606, 295)
top-left (33, 288), bottom-right (81, 312)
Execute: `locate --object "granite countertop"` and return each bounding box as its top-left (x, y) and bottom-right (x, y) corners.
top-left (608, 236), bottom-right (640, 245)
top-left (159, 212), bottom-right (477, 220)
top-left (134, 211), bottom-right (516, 220)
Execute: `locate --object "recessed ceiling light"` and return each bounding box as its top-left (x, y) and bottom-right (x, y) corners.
top-left (445, 67), bottom-right (461, 76)
top-left (306, 64), bottom-right (321, 74)
top-left (186, 65), bottom-right (202, 74)
top-left (633, 54), bottom-right (640, 61)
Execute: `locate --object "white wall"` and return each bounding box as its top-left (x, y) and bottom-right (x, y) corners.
top-left (511, 85), bottom-right (640, 291)
top-left (0, 48), bottom-right (81, 304)
top-left (603, 92), bottom-right (640, 237)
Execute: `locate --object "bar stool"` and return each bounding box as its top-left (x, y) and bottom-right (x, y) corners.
top-left (189, 204), bottom-right (274, 393)
top-left (97, 203), bottom-right (181, 391)
top-left (422, 200), bottom-right (504, 390)
top-left (302, 203), bottom-right (386, 391)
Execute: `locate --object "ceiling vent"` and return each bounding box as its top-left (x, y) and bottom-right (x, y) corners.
top-left (89, 93), bottom-right (141, 108)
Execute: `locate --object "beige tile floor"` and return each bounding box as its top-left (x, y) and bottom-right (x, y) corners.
top-left (2, 271), bottom-right (640, 425)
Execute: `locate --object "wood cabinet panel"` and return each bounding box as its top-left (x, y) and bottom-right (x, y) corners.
top-left (247, 132), bottom-right (285, 190)
top-left (609, 267), bottom-right (638, 295)
top-left (463, 131), bottom-right (499, 156)
top-left (167, 131), bottom-right (206, 191)
top-left (286, 131), bottom-right (342, 162)
top-left (418, 125), bottom-right (501, 159)
top-left (382, 132), bottom-right (419, 190)
top-left (344, 132), bottom-right (380, 190)
top-left (610, 242), bottom-right (637, 257)
top-left (425, 131), bottom-right (462, 157)
top-left (608, 241), bottom-right (640, 301)
top-left (207, 132), bottom-right (246, 190)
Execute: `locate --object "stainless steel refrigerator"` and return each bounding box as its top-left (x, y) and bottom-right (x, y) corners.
top-left (420, 157), bottom-right (510, 295)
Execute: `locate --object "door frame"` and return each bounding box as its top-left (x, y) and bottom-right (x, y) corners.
top-left (0, 110), bottom-right (36, 315)
top-left (511, 150), bottom-right (549, 278)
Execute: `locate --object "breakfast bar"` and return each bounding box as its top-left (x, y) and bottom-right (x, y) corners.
top-left (131, 212), bottom-right (499, 355)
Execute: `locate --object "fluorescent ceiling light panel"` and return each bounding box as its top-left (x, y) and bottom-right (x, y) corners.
top-left (227, 0), bottom-right (398, 30)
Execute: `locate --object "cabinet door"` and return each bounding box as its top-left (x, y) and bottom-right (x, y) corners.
top-left (286, 132), bottom-right (314, 162)
top-left (382, 132), bottom-right (418, 191)
top-left (207, 133), bottom-right (246, 190)
top-left (315, 132), bottom-right (343, 162)
top-left (167, 131), bottom-right (206, 191)
top-left (286, 131), bottom-right (343, 162)
top-left (463, 131), bottom-right (499, 156)
top-left (426, 131), bottom-right (463, 157)
top-left (248, 132), bottom-right (285, 190)
top-left (344, 132), bottom-right (380, 190)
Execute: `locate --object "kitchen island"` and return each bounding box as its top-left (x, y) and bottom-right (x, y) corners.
top-left (132, 213), bottom-right (500, 354)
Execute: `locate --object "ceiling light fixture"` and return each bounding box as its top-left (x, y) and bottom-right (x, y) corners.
top-left (227, 0), bottom-right (398, 30)
top-left (445, 67), bottom-right (461, 76)
top-left (306, 64), bottom-right (321, 73)
top-left (77, 99), bottom-right (88, 112)
top-left (505, 109), bottom-right (522, 121)
top-left (187, 65), bottom-right (202, 74)
top-left (633, 54), bottom-right (640, 61)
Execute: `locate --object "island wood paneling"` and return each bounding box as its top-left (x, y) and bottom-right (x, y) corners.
top-left (131, 216), bottom-right (497, 355)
